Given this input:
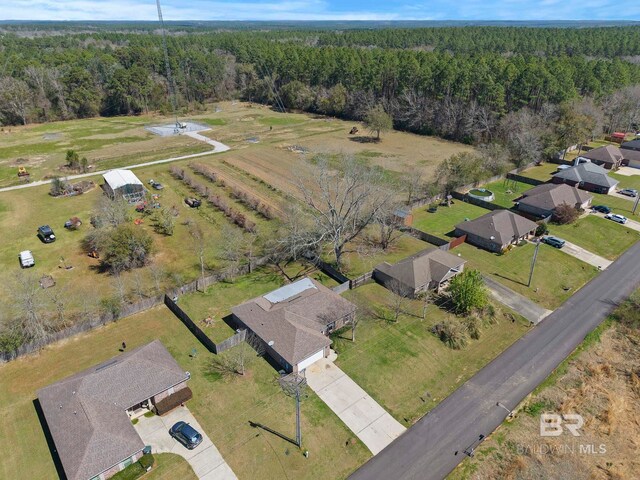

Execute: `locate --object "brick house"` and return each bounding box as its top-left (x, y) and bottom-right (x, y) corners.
top-left (516, 183), bottom-right (593, 219)
top-left (37, 341), bottom-right (191, 480)
top-left (576, 145), bottom-right (623, 170)
top-left (232, 278), bottom-right (356, 373)
top-left (455, 210), bottom-right (538, 253)
top-left (373, 247), bottom-right (466, 297)
top-left (551, 162), bottom-right (619, 194)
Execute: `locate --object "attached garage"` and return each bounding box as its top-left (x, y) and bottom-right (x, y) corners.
top-left (628, 159), bottom-right (640, 169)
top-left (297, 349), bottom-right (326, 372)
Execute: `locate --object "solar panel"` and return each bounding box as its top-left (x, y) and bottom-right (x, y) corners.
top-left (264, 278), bottom-right (316, 304)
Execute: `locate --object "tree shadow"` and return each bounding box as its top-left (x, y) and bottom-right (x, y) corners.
top-left (348, 136), bottom-right (380, 144)
top-left (33, 399), bottom-right (67, 480)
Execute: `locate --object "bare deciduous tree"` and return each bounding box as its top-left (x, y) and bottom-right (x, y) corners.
top-left (387, 279), bottom-right (410, 323)
top-left (188, 222), bottom-right (208, 289)
top-left (12, 272), bottom-right (49, 344)
top-left (291, 155), bottom-right (394, 267)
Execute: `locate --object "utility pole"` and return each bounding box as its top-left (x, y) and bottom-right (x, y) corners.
top-left (633, 194), bottom-right (639, 215)
top-left (528, 240), bottom-right (541, 288)
top-left (279, 372), bottom-right (307, 448)
top-left (156, 0), bottom-right (180, 133)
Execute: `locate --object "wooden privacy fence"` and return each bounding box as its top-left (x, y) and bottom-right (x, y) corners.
top-left (506, 172), bottom-right (545, 186)
top-left (402, 226), bottom-right (449, 246)
top-left (164, 294), bottom-right (246, 354)
top-left (350, 271), bottom-right (373, 289)
top-left (451, 191), bottom-right (505, 211)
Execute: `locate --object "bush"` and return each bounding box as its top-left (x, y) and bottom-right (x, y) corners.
top-left (447, 269), bottom-right (489, 315)
top-left (431, 318), bottom-right (468, 349)
top-left (535, 222), bottom-right (549, 237)
top-left (463, 314), bottom-right (482, 340)
top-left (98, 224), bottom-right (154, 272)
top-left (552, 203), bottom-right (580, 224)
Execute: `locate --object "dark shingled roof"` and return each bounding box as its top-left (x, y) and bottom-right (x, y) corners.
top-left (621, 148), bottom-right (640, 161)
top-left (621, 139), bottom-right (640, 151)
top-left (518, 184), bottom-right (592, 212)
top-left (374, 247), bottom-right (466, 290)
top-left (455, 210), bottom-right (538, 245)
top-left (232, 278), bottom-right (355, 366)
top-left (552, 162), bottom-right (619, 188)
top-left (37, 341), bottom-right (188, 480)
top-left (580, 145), bottom-right (623, 165)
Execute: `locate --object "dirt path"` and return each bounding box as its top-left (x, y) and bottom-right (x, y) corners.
top-left (0, 138), bottom-right (230, 194)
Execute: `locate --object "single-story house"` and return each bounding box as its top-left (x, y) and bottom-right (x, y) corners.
top-left (37, 341), bottom-right (191, 480)
top-left (454, 210), bottom-right (538, 253)
top-left (621, 139), bottom-right (640, 152)
top-left (551, 162), bottom-right (619, 194)
top-left (103, 169), bottom-right (145, 202)
top-left (576, 145), bottom-right (623, 170)
top-left (373, 247), bottom-right (466, 297)
top-left (231, 278), bottom-right (356, 373)
top-left (621, 148), bottom-right (640, 169)
top-left (516, 183), bottom-right (593, 219)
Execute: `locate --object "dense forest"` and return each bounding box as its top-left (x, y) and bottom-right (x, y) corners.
top-left (1, 25), bottom-right (640, 150)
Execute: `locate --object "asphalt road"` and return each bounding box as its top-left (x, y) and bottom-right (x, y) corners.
top-left (350, 240), bottom-right (640, 480)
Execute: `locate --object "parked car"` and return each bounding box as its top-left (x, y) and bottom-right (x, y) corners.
top-left (556, 165), bottom-right (571, 171)
top-left (19, 250), bottom-right (35, 268)
top-left (185, 197), bottom-right (201, 208)
top-left (543, 236), bottom-right (566, 248)
top-left (604, 213), bottom-right (628, 224)
top-left (592, 205), bottom-right (611, 214)
top-left (149, 179), bottom-right (164, 190)
top-left (619, 188), bottom-right (638, 197)
top-left (169, 421), bottom-right (203, 450)
top-left (37, 225), bottom-right (56, 243)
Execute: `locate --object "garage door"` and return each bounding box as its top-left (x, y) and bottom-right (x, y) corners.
top-left (297, 349), bottom-right (325, 371)
top-left (629, 159), bottom-right (640, 169)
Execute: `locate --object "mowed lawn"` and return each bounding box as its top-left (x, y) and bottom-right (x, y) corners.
top-left (338, 284), bottom-right (529, 426)
top-left (518, 162), bottom-right (560, 182)
top-left (455, 241), bottom-right (599, 309)
top-left (0, 299), bottom-right (370, 480)
top-left (478, 178), bottom-right (536, 208)
top-left (412, 201), bottom-right (488, 239)
top-left (548, 214), bottom-right (640, 260)
top-left (146, 454), bottom-right (197, 480)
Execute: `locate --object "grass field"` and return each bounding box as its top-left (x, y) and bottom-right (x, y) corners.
top-left (0, 299), bottom-right (370, 480)
top-left (610, 170), bottom-right (640, 191)
top-left (477, 178), bottom-right (535, 208)
top-left (548, 214), bottom-right (640, 260)
top-left (412, 202), bottom-right (489, 239)
top-left (338, 284), bottom-right (529, 425)
top-left (518, 162), bottom-right (559, 182)
top-left (455, 241), bottom-right (598, 309)
top-left (146, 454), bottom-right (197, 480)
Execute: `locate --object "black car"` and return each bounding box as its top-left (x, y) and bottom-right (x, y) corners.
top-left (169, 421), bottom-right (203, 449)
top-left (592, 205), bottom-right (611, 214)
top-left (37, 225), bottom-right (56, 243)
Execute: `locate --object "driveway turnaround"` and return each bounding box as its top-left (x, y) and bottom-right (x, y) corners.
top-left (551, 240), bottom-right (612, 269)
top-left (134, 406), bottom-right (237, 480)
top-left (185, 130), bottom-right (231, 152)
top-left (482, 275), bottom-right (552, 324)
top-left (350, 241), bottom-right (640, 480)
top-left (305, 358), bottom-right (406, 454)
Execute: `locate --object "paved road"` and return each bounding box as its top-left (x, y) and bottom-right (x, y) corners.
top-left (306, 357), bottom-right (405, 454)
top-left (350, 241), bottom-right (640, 480)
top-left (0, 135), bottom-right (230, 193)
top-left (482, 275), bottom-right (551, 324)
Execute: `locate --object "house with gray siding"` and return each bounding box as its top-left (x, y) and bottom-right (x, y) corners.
top-left (551, 162), bottom-right (619, 194)
top-left (373, 247), bottom-right (466, 297)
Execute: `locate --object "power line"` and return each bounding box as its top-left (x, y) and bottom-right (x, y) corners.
top-left (156, 0), bottom-right (180, 132)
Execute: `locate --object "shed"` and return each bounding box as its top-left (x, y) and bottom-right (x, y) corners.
top-left (103, 169), bottom-right (145, 203)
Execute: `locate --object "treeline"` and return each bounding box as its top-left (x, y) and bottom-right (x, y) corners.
top-left (1, 28), bottom-right (640, 144)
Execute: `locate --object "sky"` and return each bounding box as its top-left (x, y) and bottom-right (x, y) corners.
top-left (1, 0), bottom-right (640, 22)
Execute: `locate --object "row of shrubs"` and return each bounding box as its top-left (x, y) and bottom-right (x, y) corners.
top-left (190, 162), bottom-right (278, 220)
top-left (170, 166), bottom-right (257, 233)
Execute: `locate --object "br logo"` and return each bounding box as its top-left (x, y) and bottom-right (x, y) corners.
top-left (540, 413), bottom-right (584, 437)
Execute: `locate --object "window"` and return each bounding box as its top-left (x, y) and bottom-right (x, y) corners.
top-left (122, 457), bottom-right (133, 469)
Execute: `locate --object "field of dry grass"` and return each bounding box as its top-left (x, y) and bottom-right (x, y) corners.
top-left (450, 294), bottom-right (640, 480)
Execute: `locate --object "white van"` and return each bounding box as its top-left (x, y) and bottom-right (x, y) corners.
top-left (19, 250), bottom-right (35, 268)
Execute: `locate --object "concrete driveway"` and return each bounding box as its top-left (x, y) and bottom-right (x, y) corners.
top-left (614, 166), bottom-right (640, 177)
top-left (591, 211), bottom-right (640, 232)
top-left (610, 190), bottom-right (638, 202)
top-left (482, 275), bottom-right (552, 324)
top-left (134, 406), bottom-right (237, 480)
top-left (305, 358), bottom-right (406, 455)
top-left (543, 238), bottom-right (612, 269)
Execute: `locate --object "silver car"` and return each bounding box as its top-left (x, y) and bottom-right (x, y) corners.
top-left (604, 213), bottom-right (628, 224)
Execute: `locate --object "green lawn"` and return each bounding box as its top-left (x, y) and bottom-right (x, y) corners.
top-left (548, 215), bottom-right (640, 260)
top-left (339, 234), bottom-right (430, 278)
top-left (610, 171), bottom-right (640, 192)
top-left (412, 202), bottom-right (489, 239)
top-left (454, 241), bottom-right (599, 309)
top-left (479, 178), bottom-right (535, 208)
top-left (517, 162), bottom-right (559, 182)
top-left (591, 191), bottom-right (639, 216)
top-left (147, 454), bottom-right (197, 480)
top-left (338, 284), bottom-right (529, 425)
top-left (0, 299), bottom-right (370, 480)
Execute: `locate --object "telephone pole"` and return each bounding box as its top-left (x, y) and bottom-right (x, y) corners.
top-left (279, 372), bottom-right (307, 448)
top-left (528, 240), bottom-right (541, 288)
